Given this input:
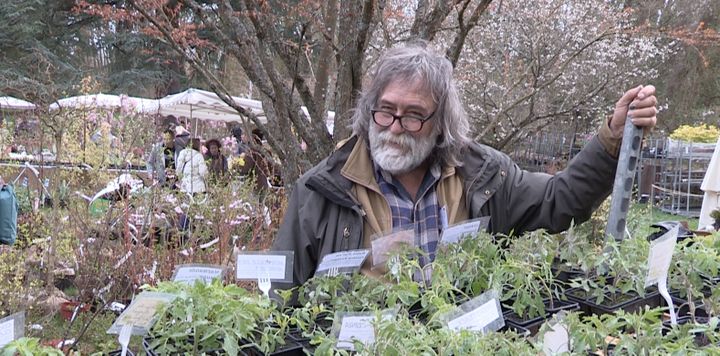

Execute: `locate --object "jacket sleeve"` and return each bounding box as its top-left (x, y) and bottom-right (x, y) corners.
top-left (496, 135), bottom-right (617, 235)
top-left (271, 178), bottom-right (319, 291)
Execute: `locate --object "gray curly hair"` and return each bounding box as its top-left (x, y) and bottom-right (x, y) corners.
top-left (351, 41), bottom-right (471, 167)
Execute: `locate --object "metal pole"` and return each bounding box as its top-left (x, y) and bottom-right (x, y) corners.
top-left (605, 115), bottom-right (643, 241)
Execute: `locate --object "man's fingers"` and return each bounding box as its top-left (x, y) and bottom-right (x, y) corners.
top-left (630, 95), bottom-right (657, 109)
top-left (617, 85), bottom-right (643, 107)
top-left (629, 106), bottom-right (658, 119)
top-left (631, 115), bottom-right (657, 128)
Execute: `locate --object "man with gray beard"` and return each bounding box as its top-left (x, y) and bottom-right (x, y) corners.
top-left (272, 41), bottom-right (658, 288)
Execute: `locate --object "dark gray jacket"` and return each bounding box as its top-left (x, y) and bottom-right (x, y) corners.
top-left (272, 135), bottom-right (617, 288)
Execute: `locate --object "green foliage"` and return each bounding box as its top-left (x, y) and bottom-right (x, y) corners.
top-left (0, 337), bottom-right (64, 356)
top-left (669, 239), bottom-right (720, 321)
top-left (147, 280), bottom-right (286, 355)
top-left (669, 124), bottom-right (720, 143)
top-left (711, 209), bottom-right (720, 220)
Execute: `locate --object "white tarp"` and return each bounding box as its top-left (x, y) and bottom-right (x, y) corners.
top-left (0, 96), bottom-right (36, 110)
top-left (49, 93), bottom-right (159, 113)
top-left (156, 88), bottom-right (265, 123)
top-left (699, 136), bottom-right (720, 229)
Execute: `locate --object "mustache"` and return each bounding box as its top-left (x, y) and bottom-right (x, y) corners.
top-left (376, 130), bottom-right (414, 148)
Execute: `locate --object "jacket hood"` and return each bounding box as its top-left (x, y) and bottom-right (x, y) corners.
top-left (304, 136), bottom-right (359, 208)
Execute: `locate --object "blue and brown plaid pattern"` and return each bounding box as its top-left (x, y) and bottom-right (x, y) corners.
top-left (375, 163), bottom-right (442, 267)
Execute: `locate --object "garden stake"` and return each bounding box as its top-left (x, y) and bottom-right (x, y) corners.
top-left (605, 112), bottom-right (643, 242)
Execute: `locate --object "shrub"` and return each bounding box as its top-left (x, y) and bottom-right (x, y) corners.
top-left (669, 124), bottom-right (720, 143)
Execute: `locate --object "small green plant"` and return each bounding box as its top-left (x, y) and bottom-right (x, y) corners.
top-left (1, 337), bottom-right (64, 356)
top-left (569, 237), bottom-right (650, 306)
top-left (669, 239), bottom-right (720, 322)
top-left (146, 280), bottom-right (286, 355)
top-left (498, 230), bottom-right (562, 320)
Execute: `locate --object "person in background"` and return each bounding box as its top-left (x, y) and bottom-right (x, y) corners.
top-left (176, 138), bottom-right (208, 196)
top-left (146, 128), bottom-right (180, 188)
top-left (205, 138), bottom-right (228, 182)
top-left (174, 125), bottom-right (191, 151)
top-left (238, 129), bottom-right (275, 193)
top-left (272, 41), bottom-right (659, 288)
top-left (232, 126), bottom-right (249, 155)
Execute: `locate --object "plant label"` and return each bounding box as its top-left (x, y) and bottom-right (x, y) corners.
top-left (440, 217), bottom-right (490, 244)
top-left (370, 229), bottom-right (414, 271)
top-left (333, 310), bottom-right (394, 351)
top-left (645, 225), bottom-right (678, 286)
top-left (315, 249), bottom-right (370, 276)
top-left (172, 264), bottom-right (224, 284)
top-left (236, 251), bottom-right (294, 283)
top-left (542, 320), bottom-right (570, 355)
top-left (440, 290), bottom-right (504, 333)
top-left (644, 225), bottom-right (679, 325)
top-left (0, 312), bottom-right (24, 347)
top-left (108, 292), bottom-right (177, 336)
top-left (336, 315), bottom-right (375, 350)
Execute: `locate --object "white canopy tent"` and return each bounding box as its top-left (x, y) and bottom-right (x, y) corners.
top-left (0, 96), bottom-right (36, 111)
top-left (156, 88), bottom-right (265, 124)
top-left (699, 136), bottom-right (720, 230)
top-left (46, 89), bottom-right (336, 133)
top-left (49, 93), bottom-right (159, 113)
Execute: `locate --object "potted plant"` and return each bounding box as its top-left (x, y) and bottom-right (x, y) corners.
top-left (668, 239), bottom-right (720, 322)
top-left (143, 280), bottom-right (293, 355)
top-left (566, 237), bottom-right (661, 316)
top-left (497, 230), bottom-right (578, 335)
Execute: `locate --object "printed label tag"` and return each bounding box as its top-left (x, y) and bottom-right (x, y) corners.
top-left (315, 249), bottom-right (370, 276)
top-left (236, 251), bottom-right (294, 283)
top-left (0, 312), bottom-right (24, 347)
top-left (333, 310), bottom-right (394, 351)
top-left (440, 217), bottom-right (490, 244)
top-left (440, 290), bottom-right (504, 333)
top-left (107, 292), bottom-right (177, 335)
top-left (172, 264), bottom-right (224, 284)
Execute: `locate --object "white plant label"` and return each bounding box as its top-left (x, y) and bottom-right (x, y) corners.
top-left (315, 249), bottom-right (370, 274)
top-left (542, 321), bottom-right (570, 355)
top-left (447, 298), bottom-right (500, 332)
top-left (0, 319), bottom-right (14, 347)
top-left (0, 312), bottom-right (24, 347)
top-left (336, 315), bottom-right (376, 351)
top-left (370, 229), bottom-right (414, 270)
top-left (440, 217), bottom-right (489, 244)
top-left (172, 264), bottom-right (224, 284)
top-left (108, 292), bottom-right (177, 335)
top-left (644, 225), bottom-right (679, 325)
top-left (334, 311), bottom-right (394, 351)
top-left (645, 225), bottom-right (678, 286)
top-left (236, 254), bottom-right (287, 280)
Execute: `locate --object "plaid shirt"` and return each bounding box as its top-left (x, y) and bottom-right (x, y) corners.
top-left (375, 162), bottom-right (442, 267)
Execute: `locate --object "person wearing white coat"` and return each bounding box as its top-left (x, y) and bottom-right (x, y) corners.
top-left (176, 138), bottom-right (208, 195)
